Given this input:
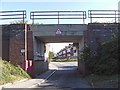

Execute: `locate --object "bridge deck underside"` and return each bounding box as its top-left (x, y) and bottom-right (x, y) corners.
top-left (35, 36), bottom-right (82, 43)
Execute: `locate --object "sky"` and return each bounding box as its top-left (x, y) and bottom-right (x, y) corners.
top-left (0, 0), bottom-right (119, 24)
top-left (0, 0), bottom-right (120, 53)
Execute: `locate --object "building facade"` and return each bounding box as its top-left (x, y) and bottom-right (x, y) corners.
top-left (56, 44), bottom-right (78, 59)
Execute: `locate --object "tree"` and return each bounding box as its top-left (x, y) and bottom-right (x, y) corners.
top-left (49, 51), bottom-right (55, 60)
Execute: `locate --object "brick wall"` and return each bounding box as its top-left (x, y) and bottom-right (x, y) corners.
top-left (2, 25), bottom-right (10, 61)
top-left (9, 24), bottom-right (25, 65)
top-left (27, 29), bottom-right (34, 60)
top-left (8, 24), bottom-right (33, 65)
top-left (85, 23), bottom-right (118, 56)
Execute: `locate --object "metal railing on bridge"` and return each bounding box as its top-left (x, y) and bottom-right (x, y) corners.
top-left (88, 10), bottom-right (120, 23)
top-left (0, 10), bottom-right (120, 24)
top-left (0, 10), bottom-right (26, 24)
top-left (30, 11), bottom-right (86, 24)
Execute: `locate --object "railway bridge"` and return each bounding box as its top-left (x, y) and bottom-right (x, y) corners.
top-left (0, 10), bottom-right (119, 77)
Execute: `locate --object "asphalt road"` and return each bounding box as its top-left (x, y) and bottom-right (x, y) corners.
top-left (36, 62), bottom-right (91, 89)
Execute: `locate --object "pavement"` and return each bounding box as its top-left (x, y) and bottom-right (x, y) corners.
top-left (0, 63), bottom-right (58, 89)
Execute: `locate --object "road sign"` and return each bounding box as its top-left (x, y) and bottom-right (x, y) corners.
top-left (56, 28), bottom-right (62, 35)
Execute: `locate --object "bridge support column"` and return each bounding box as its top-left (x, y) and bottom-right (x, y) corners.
top-left (33, 37), bottom-right (48, 76)
top-left (77, 37), bottom-right (86, 76)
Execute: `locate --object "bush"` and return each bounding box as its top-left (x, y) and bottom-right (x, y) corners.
top-left (81, 36), bottom-right (119, 75)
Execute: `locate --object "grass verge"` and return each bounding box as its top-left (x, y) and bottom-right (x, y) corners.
top-left (51, 58), bottom-right (77, 62)
top-left (0, 59), bottom-right (31, 85)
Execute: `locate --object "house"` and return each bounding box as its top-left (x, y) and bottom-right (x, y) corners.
top-left (56, 44), bottom-right (78, 59)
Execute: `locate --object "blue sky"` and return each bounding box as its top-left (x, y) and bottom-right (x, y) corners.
top-left (0, 0), bottom-right (120, 53)
top-left (1, 0), bottom-right (119, 11)
top-left (0, 1), bottom-right (119, 24)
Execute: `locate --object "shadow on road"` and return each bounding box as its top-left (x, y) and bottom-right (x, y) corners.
top-left (36, 65), bottom-right (91, 89)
